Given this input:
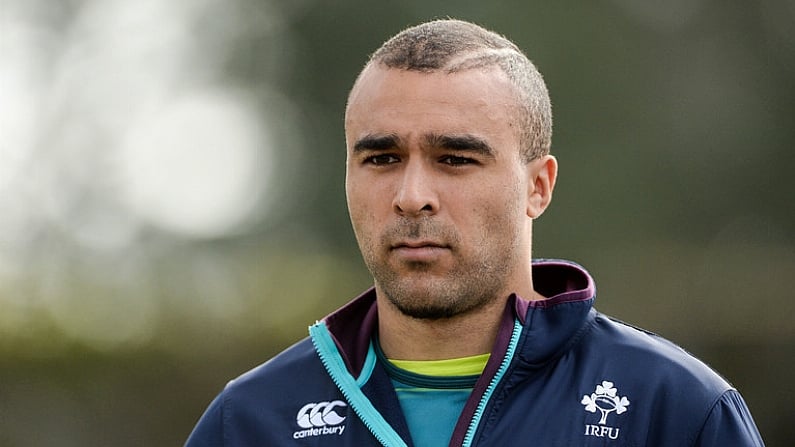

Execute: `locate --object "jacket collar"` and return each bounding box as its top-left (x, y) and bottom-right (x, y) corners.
top-left (321, 259), bottom-right (596, 377)
top-left (516, 259), bottom-right (596, 365)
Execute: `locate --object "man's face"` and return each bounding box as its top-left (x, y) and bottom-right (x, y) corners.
top-left (345, 66), bottom-right (535, 320)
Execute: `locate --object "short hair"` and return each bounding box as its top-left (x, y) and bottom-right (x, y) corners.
top-left (363, 19), bottom-right (552, 162)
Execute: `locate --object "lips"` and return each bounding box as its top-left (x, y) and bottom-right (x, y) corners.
top-left (391, 240), bottom-right (447, 249)
top-left (390, 240), bottom-right (449, 263)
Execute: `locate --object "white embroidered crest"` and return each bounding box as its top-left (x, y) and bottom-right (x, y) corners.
top-left (581, 380), bottom-right (630, 424)
top-left (581, 380), bottom-right (630, 441)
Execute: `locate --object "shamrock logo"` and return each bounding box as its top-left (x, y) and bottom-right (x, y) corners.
top-left (581, 381), bottom-right (630, 424)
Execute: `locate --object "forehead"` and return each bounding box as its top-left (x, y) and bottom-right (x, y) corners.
top-left (345, 66), bottom-right (522, 146)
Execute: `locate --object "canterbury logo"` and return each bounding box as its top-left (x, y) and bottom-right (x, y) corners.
top-left (296, 400), bottom-right (347, 428)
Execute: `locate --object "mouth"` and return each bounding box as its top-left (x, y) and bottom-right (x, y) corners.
top-left (391, 240), bottom-right (447, 250)
top-left (389, 240), bottom-right (449, 263)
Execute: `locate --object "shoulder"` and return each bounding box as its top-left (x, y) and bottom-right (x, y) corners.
top-left (576, 312), bottom-right (735, 420)
top-left (186, 336), bottom-right (344, 445)
top-left (559, 312), bottom-right (757, 444)
top-left (591, 312), bottom-right (731, 388)
top-left (222, 336), bottom-right (323, 400)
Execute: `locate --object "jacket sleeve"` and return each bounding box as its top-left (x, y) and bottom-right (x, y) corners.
top-left (694, 390), bottom-right (764, 446)
top-left (185, 393), bottom-right (225, 447)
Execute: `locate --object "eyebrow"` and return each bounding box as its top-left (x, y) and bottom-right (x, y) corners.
top-left (353, 134), bottom-right (401, 152)
top-left (425, 133), bottom-right (496, 158)
top-left (352, 132), bottom-right (496, 158)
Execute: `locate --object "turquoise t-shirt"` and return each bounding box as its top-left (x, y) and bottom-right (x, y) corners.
top-left (374, 341), bottom-right (489, 446)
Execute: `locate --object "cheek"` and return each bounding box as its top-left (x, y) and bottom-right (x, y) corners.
top-left (347, 185), bottom-right (382, 241)
top-left (463, 184), bottom-right (525, 237)
top-left (347, 202), bottom-right (370, 239)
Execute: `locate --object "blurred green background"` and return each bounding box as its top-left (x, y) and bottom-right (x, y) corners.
top-left (1, 0), bottom-right (793, 445)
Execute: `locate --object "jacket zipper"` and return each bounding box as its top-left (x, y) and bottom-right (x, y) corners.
top-left (310, 321), bottom-right (408, 447)
top-left (461, 319), bottom-right (524, 447)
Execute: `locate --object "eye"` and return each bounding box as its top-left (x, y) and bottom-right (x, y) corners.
top-left (439, 155), bottom-right (476, 166)
top-left (364, 154), bottom-right (400, 165)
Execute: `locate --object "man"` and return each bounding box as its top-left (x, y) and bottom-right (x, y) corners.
top-left (186, 19), bottom-right (764, 446)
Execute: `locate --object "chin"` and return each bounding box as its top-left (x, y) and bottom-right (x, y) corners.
top-left (383, 283), bottom-right (490, 321)
top-left (397, 305), bottom-right (459, 321)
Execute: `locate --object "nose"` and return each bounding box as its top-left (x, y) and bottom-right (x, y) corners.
top-left (393, 161), bottom-right (438, 216)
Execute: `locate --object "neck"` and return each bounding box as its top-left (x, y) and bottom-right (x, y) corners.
top-left (376, 252), bottom-right (545, 360)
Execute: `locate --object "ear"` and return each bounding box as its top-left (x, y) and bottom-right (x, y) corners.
top-left (527, 155), bottom-right (558, 219)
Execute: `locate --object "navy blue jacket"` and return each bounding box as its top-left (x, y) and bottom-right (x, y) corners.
top-left (186, 260), bottom-right (764, 446)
